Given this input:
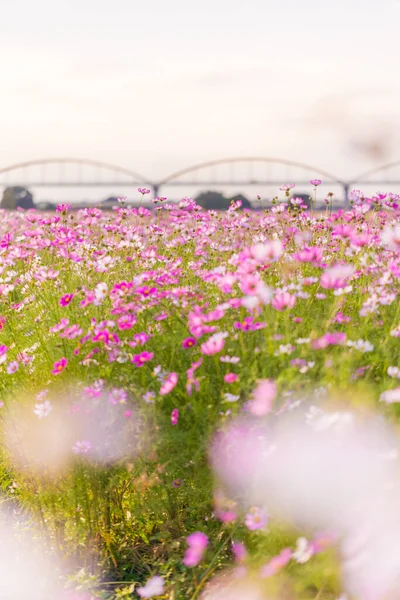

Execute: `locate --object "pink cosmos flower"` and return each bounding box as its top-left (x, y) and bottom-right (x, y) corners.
top-left (280, 183), bottom-right (295, 191)
top-left (260, 548), bottom-right (292, 577)
top-left (59, 293), bottom-right (74, 307)
top-left (92, 329), bottom-right (112, 344)
top-left (215, 508), bottom-right (238, 523)
top-left (72, 440), bottom-right (91, 454)
top-left (333, 312), bottom-right (352, 324)
top-left (84, 379), bottom-right (104, 398)
top-left (108, 388), bottom-right (128, 404)
top-left (6, 361), bottom-right (19, 374)
top-left (17, 352), bottom-right (33, 364)
top-left (52, 357), bottom-right (68, 375)
top-left (250, 240), bottom-right (283, 263)
top-left (245, 507), bottom-right (268, 531)
top-left (220, 356), bottom-right (240, 364)
top-left (60, 325), bottom-right (84, 339)
top-left (200, 332), bottom-right (226, 355)
top-left (117, 315), bottom-right (137, 330)
top-left (56, 203), bottom-right (72, 213)
top-left (224, 373), bottom-right (238, 383)
top-left (186, 358), bottom-right (203, 395)
top-left (240, 274), bottom-right (263, 296)
top-left (136, 286), bottom-right (158, 298)
top-left (310, 179), bottom-right (322, 186)
top-left (129, 332), bottom-right (151, 347)
top-left (234, 317), bottom-right (266, 332)
top-left (50, 318), bottom-right (69, 333)
top-left (183, 532), bottom-right (209, 567)
top-left (312, 332), bottom-right (346, 349)
top-left (272, 292), bottom-right (296, 311)
top-left (310, 531), bottom-right (336, 554)
top-left (137, 187), bottom-right (151, 195)
top-left (293, 247), bottom-right (323, 264)
top-left (160, 372), bottom-right (178, 395)
top-left (232, 541), bottom-right (247, 563)
top-left (132, 351), bottom-right (154, 367)
top-left (246, 379), bottom-right (277, 416)
top-left (171, 408), bottom-right (179, 425)
top-left (320, 264), bottom-right (355, 289)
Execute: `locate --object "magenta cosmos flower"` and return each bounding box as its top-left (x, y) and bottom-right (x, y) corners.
top-left (52, 357), bottom-right (68, 375)
top-left (182, 337), bottom-right (197, 349)
top-left (132, 351), bottom-right (154, 367)
top-left (59, 293), bottom-right (74, 307)
top-left (310, 179), bottom-right (322, 186)
top-left (183, 532), bottom-right (209, 567)
top-left (171, 408), bottom-right (179, 425)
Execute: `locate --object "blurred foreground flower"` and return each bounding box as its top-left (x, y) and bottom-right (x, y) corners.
top-left (183, 531), bottom-right (209, 567)
top-left (137, 575), bottom-right (164, 598)
top-left (210, 404), bottom-right (400, 599)
top-left (4, 385), bottom-right (145, 474)
top-left (200, 571), bottom-right (267, 600)
top-left (246, 379), bottom-right (276, 416)
top-left (0, 514), bottom-right (61, 599)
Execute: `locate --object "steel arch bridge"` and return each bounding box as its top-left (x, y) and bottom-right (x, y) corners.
top-left (7, 155), bottom-right (400, 204)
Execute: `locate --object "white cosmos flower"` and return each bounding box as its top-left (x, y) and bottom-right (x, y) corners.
top-left (33, 400), bottom-right (53, 419)
top-left (137, 576), bottom-right (164, 598)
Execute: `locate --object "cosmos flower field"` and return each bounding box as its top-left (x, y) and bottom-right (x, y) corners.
top-left (1, 186), bottom-right (400, 599)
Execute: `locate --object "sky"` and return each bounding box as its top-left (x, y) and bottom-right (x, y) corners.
top-left (1, 0), bottom-right (400, 201)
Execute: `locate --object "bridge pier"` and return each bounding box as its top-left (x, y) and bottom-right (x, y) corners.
top-left (343, 183), bottom-right (350, 209)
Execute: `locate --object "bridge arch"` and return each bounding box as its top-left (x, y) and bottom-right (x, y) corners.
top-left (352, 160), bottom-right (400, 185)
top-left (0, 158), bottom-right (152, 187)
top-left (157, 157), bottom-right (345, 187)
top-left (154, 156), bottom-right (349, 203)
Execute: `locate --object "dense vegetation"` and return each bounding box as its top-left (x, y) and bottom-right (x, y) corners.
top-left (1, 187), bottom-right (400, 599)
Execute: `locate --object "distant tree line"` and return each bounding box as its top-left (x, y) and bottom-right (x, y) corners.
top-left (194, 191), bottom-right (252, 210)
top-left (0, 187), bottom-right (35, 209)
top-left (0, 187), bottom-right (314, 211)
